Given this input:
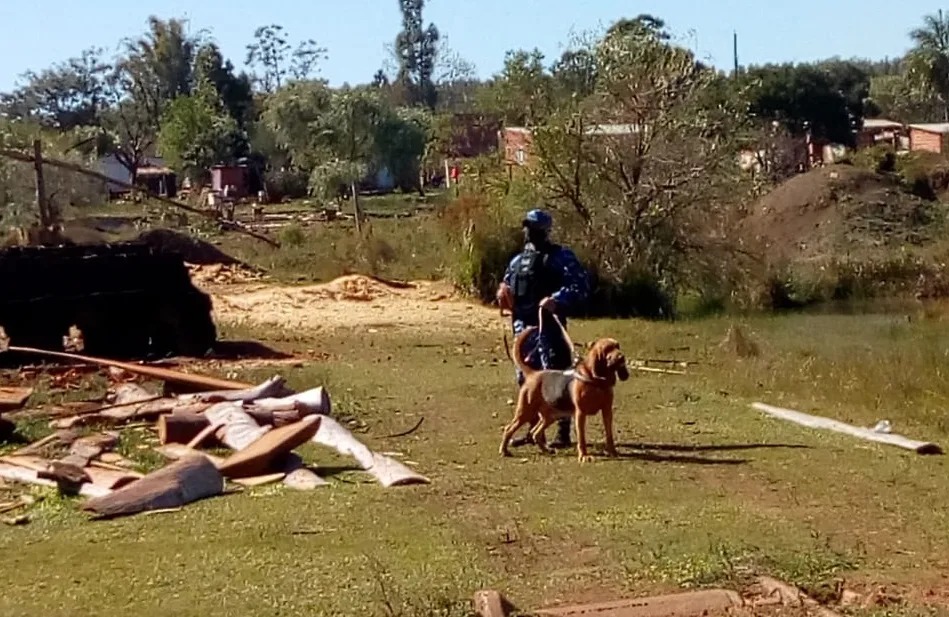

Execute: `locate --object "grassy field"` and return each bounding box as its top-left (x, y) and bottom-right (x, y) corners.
top-left (3, 308), bottom-right (949, 616)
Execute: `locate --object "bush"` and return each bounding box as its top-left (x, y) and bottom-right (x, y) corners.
top-left (895, 151), bottom-right (949, 200)
top-left (853, 145), bottom-right (896, 174)
top-left (264, 168), bottom-right (309, 201)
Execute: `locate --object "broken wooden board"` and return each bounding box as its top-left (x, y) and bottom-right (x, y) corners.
top-left (752, 403), bottom-right (943, 455)
top-left (81, 455), bottom-right (224, 519)
top-left (0, 462), bottom-right (111, 498)
top-left (0, 386), bottom-right (33, 411)
top-left (533, 589), bottom-right (744, 617)
top-left (310, 415), bottom-right (430, 487)
top-left (204, 404), bottom-right (271, 450)
top-left (217, 416), bottom-right (321, 479)
top-left (283, 453), bottom-right (328, 489)
top-left (251, 387), bottom-right (332, 415)
top-left (156, 444), bottom-right (225, 467)
top-left (84, 466), bottom-right (143, 490)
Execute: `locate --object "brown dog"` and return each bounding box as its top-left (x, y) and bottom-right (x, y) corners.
top-left (499, 326), bottom-right (630, 463)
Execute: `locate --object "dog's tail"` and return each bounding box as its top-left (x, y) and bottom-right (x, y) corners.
top-left (505, 326), bottom-right (539, 378)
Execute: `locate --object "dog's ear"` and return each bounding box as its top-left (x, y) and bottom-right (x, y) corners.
top-left (590, 340), bottom-right (609, 378)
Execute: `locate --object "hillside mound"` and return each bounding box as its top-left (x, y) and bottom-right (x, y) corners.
top-left (740, 165), bottom-right (939, 263)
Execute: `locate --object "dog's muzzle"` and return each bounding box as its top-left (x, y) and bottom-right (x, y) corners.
top-left (613, 354), bottom-right (630, 381)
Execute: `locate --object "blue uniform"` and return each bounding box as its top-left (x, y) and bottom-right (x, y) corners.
top-left (503, 243), bottom-right (590, 384)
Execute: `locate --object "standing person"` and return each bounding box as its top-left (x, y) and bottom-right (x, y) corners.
top-left (496, 208), bottom-right (590, 448)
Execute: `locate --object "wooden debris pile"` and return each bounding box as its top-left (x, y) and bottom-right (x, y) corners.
top-left (0, 356), bottom-right (429, 521)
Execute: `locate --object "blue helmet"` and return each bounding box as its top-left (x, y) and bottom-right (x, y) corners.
top-left (522, 208), bottom-right (552, 233)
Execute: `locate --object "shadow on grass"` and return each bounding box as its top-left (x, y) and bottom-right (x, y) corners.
top-left (614, 450), bottom-right (749, 465)
top-left (619, 442), bottom-right (811, 453)
top-left (210, 340), bottom-right (294, 360)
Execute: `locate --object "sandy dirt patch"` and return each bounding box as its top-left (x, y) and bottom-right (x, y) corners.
top-left (199, 274), bottom-right (501, 334)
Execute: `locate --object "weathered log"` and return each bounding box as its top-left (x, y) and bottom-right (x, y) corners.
top-left (311, 415), bottom-right (429, 487)
top-left (81, 455), bottom-right (224, 519)
top-left (0, 462), bottom-right (110, 498)
top-left (217, 415), bottom-right (321, 479)
top-left (69, 433), bottom-right (119, 461)
top-left (180, 375), bottom-right (290, 404)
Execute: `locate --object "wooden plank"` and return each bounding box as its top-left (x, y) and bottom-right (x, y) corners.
top-left (217, 416), bottom-right (321, 479)
top-left (0, 386), bottom-right (33, 411)
top-left (752, 403), bottom-right (943, 455)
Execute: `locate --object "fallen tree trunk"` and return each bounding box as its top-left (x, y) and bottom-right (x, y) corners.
top-left (81, 455), bottom-right (224, 519)
top-left (251, 387), bottom-right (332, 415)
top-left (752, 403), bottom-right (943, 455)
top-left (204, 404), bottom-right (271, 450)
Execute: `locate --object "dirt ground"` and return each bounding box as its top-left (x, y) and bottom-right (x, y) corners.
top-left (199, 272), bottom-right (502, 334)
top-left (739, 165), bottom-right (937, 262)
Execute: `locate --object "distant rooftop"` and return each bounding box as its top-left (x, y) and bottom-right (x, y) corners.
top-left (862, 118), bottom-right (903, 129)
top-left (909, 123), bottom-right (949, 134)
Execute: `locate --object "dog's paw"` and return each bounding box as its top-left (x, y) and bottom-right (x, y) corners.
top-left (499, 448), bottom-right (512, 457)
top-left (578, 454), bottom-right (595, 463)
top-left (605, 447), bottom-right (619, 458)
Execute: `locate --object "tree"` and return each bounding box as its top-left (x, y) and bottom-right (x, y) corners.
top-left (742, 63), bottom-right (856, 145)
top-left (157, 82), bottom-right (243, 180)
top-left (867, 72), bottom-right (942, 122)
top-left (433, 38), bottom-right (480, 111)
top-left (551, 47), bottom-right (598, 99)
top-left (0, 48), bottom-right (111, 130)
top-left (907, 10), bottom-right (949, 120)
top-left (119, 16), bottom-right (199, 116)
top-left (258, 79), bottom-right (333, 170)
top-left (193, 43), bottom-right (254, 128)
top-left (532, 23), bottom-right (752, 304)
top-left (246, 25), bottom-right (327, 92)
top-left (481, 49), bottom-right (552, 126)
top-left (393, 0), bottom-right (440, 108)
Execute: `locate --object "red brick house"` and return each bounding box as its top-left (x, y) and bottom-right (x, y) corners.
top-left (909, 123), bottom-right (949, 154)
top-left (500, 127), bottom-right (534, 167)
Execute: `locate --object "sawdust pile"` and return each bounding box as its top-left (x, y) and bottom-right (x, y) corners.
top-left (187, 263), bottom-right (263, 285)
top-left (204, 274), bottom-right (497, 333)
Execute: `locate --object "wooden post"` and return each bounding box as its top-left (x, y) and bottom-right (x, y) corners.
top-left (32, 140), bottom-right (49, 228)
top-left (351, 181), bottom-right (362, 235)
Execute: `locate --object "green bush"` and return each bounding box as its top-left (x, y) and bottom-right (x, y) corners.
top-left (852, 144), bottom-right (896, 173)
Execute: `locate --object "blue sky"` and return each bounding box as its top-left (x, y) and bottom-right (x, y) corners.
top-left (0, 0), bottom-right (940, 91)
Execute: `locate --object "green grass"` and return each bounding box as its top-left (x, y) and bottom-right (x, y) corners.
top-left (4, 311), bottom-right (949, 615)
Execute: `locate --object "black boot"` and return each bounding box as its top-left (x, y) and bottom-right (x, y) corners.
top-left (551, 418), bottom-right (572, 449)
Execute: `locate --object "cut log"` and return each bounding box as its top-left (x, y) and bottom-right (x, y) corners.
top-left (158, 412), bottom-right (217, 446)
top-left (0, 462), bottom-right (110, 498)
top-left (81, 455), bottom-right (224, 519)
top-left (204, 404), bottom-right (271, 451)
top-left (0, 386), bottom-right (33, 411)
top-left (217, 415), bottom-right (321, 479)
top-left (752, 403), bottom-right (943, 455)
top-left (12, 430), bottom-right (80, 456)
top-left (311, 415), bottom-right (430, 487)
top-left (533, 589), bottom-right (744, 617)
top-left (158, 407), bottom-right (309, 445)
top-left (0, 455), bottom-right (53, 472)
top-left (70, 433), bottom-right (119, 461)
top-left (180, 375), bottom-right (290, 404)
top-left (186, 422), bottom-right (224, 449)
top-left (251, 386), bottom-right (332, 415)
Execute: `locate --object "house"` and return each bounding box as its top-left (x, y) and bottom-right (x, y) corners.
top-left (909, 123), bottom-right (949, 154)
top-left (98, 154), bottom-right (173, 198)
top-left (446, 113), bottom-right (502, 158)
top-left (857, 118), bottom-right (904, 149)
top-left (500, 123), bottom-right (644, 168)
top-left (500, 127), bottom-right (534, 167)
top-left (211, 164), bottom-right (250, 198)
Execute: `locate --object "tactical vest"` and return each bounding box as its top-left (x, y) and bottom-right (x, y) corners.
top-left (511, 243), bottom-right (559, 319)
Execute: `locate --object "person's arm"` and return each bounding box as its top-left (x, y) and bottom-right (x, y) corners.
top-left (548, 248), bottom-right (589, 315)
top-left (497, 254), bottom-right (520, 311)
